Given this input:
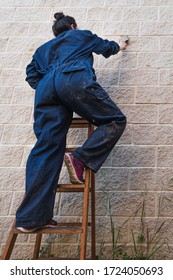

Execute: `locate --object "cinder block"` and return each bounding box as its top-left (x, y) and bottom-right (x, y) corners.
top-left (126, 36), bottom-right (158, 52)
top-left (140, 22), bottom-right (173, 36)
top-left (0, 53), bottom-right (22, 68)
top-left (0, 38), bottom-right (9, 52)
top-left (136, 87), bottom-right (173, 104)
top-left (0, 105), bottom-right (32, 124)
top-left (156, 193), bottom-right (173, 217)
top-left (159, 7), bottom-right (173, 21)
top-left (52, 8), bottom-right (87, 21)
top-left (0, 217), bottom-right (14, 243)
top-left (106, 0), bottom-right (139, 6)
top-left (59, 192), bottom-right (83, 216)
top-left (15, 8), bottom-right (51, 21)
top-left (67, 128), bottom-right (87, 146)
top-left (96, 69), bottom-right (119, 86)
top-left (156, 168), bottom-right (173, 192)
top-left (0, 22), bottom-right (30, 36)
top-left (12, 87), bottom-right (34, 105)
top-left (99, 52), bottom-right (137, 69)
top-left (129, 168), bottom-right (158, 191)
top-left (119, 69), bottom-right (158, 86)
top-left (108, 191), bottom-right (155, 217)
top-left (138, 53), bottom-right (173, 68)
top-left (159, 105), bottom-right (173, 123)
top-left (160, 37), bottom-right (173, 52)
top-left (7, 37), bottom-right (46, 53)
top-left (106, 86), bottom-right (135, 104)
top-left (0, 0), bottom-right (35, 6)
top-left (96, 216), bottom-right (128, 243)
top-left (121, 105), bottom-right (157, 124)
top-left (97, 167), bottom-right (129, 191)
top-left (141, 0), bottom-right (173, 6)
top-left (0, 146), bottom-right (24, 167)
top-left (129, 167), bottom-right (173, 192)
top-left (0, 8), bottom-right (15, 21)
top-left (0, 168), bottom-right (25, 191)
top-left (70, 0), bottom-right (104, 7)
top-left (0, 87), bottom-right (13, 104)
top-left (79, 21), bottom-right (103, 35)
top-left (160, 69), bottom-right (173, 85)
top-left (2, 125), bottom-right (35, 145)
top-left (11, 244), bottom-right (34, 260)
top-left (133, 125), bottom-right (173, 145)
top-left (1, 69), bottom-right (26, 86)
top-left (103, 22), bottom-right (139, 36)
top-left (158, 147), bottom-right (173, 167)
top-left (0, 192), bottom-right (13, 215)
top-left (9, 192), bottom-right (24, 215)
top-left (35, 0), bottom-right (71, 7)
top-left (29, 22), bottom-right (51, 36)
top-left (87, 7), bottom-right (122, 21)
top-left (123, 7), bottom-right (158, 21)
top-left (111, 146), bottom-right (156, 167)
top-left (50, 244), bottom-right (79, 260)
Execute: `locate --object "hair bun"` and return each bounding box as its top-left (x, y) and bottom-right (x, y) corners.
top-left (54, 12), bottom-right (65, 21)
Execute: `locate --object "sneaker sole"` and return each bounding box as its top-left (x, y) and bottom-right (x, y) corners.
top-left (64, 154), bottom-right (84, 184)
top-left (17, 223), bottom-right (58, 233)
top-left (16, 227), bottom-right (40, 233)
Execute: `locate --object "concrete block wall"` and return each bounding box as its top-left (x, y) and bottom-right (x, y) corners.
top-left (0, 0), bottom-right (173, 259)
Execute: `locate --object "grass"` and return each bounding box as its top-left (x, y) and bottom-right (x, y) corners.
top-left (99, 191), bottom-right (171, 260)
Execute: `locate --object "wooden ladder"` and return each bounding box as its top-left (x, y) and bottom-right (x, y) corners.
top-left (1, 118), bottom-right (96, 260)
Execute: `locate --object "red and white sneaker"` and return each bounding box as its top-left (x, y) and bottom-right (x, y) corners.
top-left (64, 153), bottom-right (85, 184)
top-left (17, 219), bottom-right (58, 233)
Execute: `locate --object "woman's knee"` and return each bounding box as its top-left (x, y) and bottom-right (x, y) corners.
top-left (111, 113), bottom-right (127, 134)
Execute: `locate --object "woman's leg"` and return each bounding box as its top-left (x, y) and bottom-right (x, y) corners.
top-left (16, 81), bottom-right (73, 227)
top-left (56, 71), bottom-right (126, 173)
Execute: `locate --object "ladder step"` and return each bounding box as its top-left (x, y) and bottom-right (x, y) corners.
top-left (13, 222), bottom-right (92, 235)
top-left (57, 184), bottom-right (85, 192)
top-left (70, 118), bottom-right (91, 128)
top-left (13, 226), bottom-right (83, 234)
top-left (66, 147), bottom-right (76, 152)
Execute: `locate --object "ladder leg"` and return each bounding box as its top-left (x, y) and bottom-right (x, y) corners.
top-left (1, 221), bottom-right (18, 260)
top-left (33, 234), bottom-right (42, 259)
top-left (91, 171), bottom-right (96, 259)
top-left (80, 168), bottom-right (90, 260)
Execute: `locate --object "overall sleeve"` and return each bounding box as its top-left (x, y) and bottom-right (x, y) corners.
top-left (94, 38), bottom-right (120, 58)
top-left (25, 56), bottom-right (43, 90)
top-left (84, 30), bottom-right (120, 58)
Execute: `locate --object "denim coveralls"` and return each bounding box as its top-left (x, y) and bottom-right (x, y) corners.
top-left (16, 29), bottom-right (126, 227)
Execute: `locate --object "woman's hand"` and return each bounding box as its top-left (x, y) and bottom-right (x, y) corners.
top-left (119, 41), bottom-right (128, 51)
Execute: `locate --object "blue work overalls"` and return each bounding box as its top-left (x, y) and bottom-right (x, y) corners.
top-left (16, 29), bottom-right (126, 227)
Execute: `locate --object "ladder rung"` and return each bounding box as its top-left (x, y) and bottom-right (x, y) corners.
top-left (70, 124), bottom-right (89, 128)
top-left (66, 148), bottom-right (76, 152)
top-left (57, 184), bottom-right (85, 192)
top-left (54, 222), bottom-right (91, 227)
top-left (70, 118), bottom-right (91, 127)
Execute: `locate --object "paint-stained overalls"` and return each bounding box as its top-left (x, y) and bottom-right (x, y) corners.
top-left (16, 29), bottom-right (126, 227)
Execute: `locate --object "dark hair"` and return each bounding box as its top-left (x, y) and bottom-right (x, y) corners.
top-left (52, 12), bottom-right (77, 37)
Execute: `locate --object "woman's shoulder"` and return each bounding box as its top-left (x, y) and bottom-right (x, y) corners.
top-left (68, 29), bottom-right (94, 37)
top-left (67, 29), bottom-right (97, 43)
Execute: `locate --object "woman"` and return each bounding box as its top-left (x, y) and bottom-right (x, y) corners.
top-left (16, 12), bottom-right (127, 232)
